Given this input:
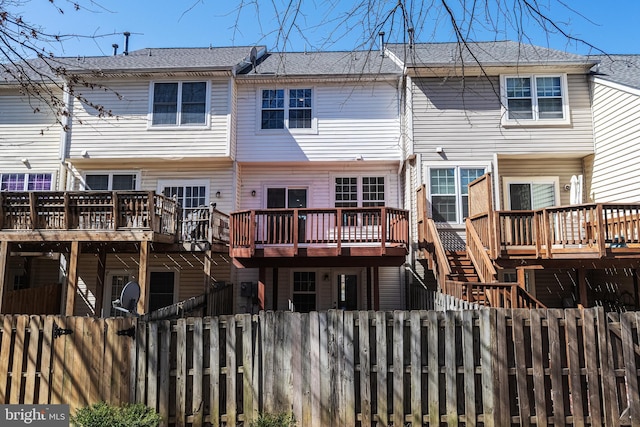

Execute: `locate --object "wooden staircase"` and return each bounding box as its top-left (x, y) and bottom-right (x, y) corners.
top-left (447, 250), bottom-right (479, 282)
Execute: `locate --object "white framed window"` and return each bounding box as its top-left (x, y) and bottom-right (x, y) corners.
top-left (83, 172), bottom-right (139, 190)
top-left (259, 87), bottom-right (315, 132)
top-left (503, 176), bottom-right (559, 210)
top-left (0, 173), bottom-right (53, 191)
top-left (291, 271), bottom-right (317, 313)
top-left (150, 81), bottom-right (209, 127)
top-left (334, 176), bottom-right (386, 207)
top-left (428, 167), bottom-right (486, 223)
top-left (501, 74), bottom-right (569, 125)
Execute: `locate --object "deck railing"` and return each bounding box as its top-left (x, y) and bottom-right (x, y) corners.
top-left (467, 203), bottom-right (640, 259)
top-left (0, 191), bottom-right (179, 236)
top-left (444, 281), bottom-right (545, 309)
top-left (230, 207), bottom-right (409, 253)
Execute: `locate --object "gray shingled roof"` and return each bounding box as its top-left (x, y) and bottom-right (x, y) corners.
top-left (386, 40), bottom-right (594, 67)
top-left (242, 50), bottom-right (402, 77)
top-left (60, 46), bottom-right (264, 73)
top-left (590, 55), bottom-right (640, 90)
top-left (1, 46), bottom-right (265, 83)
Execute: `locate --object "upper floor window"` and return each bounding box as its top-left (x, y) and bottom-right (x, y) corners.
top-left (84, 173), bottom-right (138, 190)
top-left (501, 74), bottom-right (569, 125)
top-left (261, 88), bottom-right (313, 130)
top-left (1, 173), bottom-right (52, 191)
top-left (151, 81), bottom-right (208, 126)
top-left (429, 167), bottom-right (485, 223)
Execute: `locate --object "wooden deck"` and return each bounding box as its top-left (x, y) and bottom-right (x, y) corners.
top-left (230, 207), bottom-right (409, 267)
top-left (470, 203), bottom-right (640, 261)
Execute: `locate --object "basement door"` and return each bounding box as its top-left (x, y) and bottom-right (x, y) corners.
top-left (337, 274), bottom-right (358, 310)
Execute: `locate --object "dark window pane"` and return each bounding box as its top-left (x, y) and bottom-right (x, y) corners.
top-left (538, 98), bottom-right (563, 119)
top-left (149, 272), bottom-right (175, 312)
top-left (112, 174), bottom-right (136, 190)
top-left (507, 99), bottom-right (533, 119)
top-left (432, 195), bottom-right (457, 222)
top-left (181, 82), bottom-right (206, 124)
top-left (152, 83), bottom-right (178, 125)
top-left (267, 188), bottom-right (286, 208)
top-left (262, 110), bottom-right (284, 129)
top-left (509, 184), bottom-right (532, 210)
top-left (85, 175), bottom-right (109, 190)
top-left (27, 173), bottom-right (52, 190)
top-left (289, 109), bottom-right (311, 128)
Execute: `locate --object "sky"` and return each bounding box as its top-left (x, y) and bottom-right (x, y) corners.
top-left (9, 1), bottom-right (639, 58)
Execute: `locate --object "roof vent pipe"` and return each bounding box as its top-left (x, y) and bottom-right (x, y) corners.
top-left (123, 32), bottom-right (130, 56)
top-left (379, 31), bottom-right (385, 56)
top-left (112, 43), bottom-right (119, 56)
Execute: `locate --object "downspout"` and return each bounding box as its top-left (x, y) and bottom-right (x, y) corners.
top-left (58, 84), bottom-right (73, 190)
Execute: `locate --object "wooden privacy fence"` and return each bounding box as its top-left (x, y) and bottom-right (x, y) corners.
top-left (1, 309), bottom-right (639, 426)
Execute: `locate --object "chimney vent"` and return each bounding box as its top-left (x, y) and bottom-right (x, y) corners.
top-left (112, 43), bottom-right (119, 56)
top-left (379, 31), bottom-right (385, 57)
top-left (123, 32), bottom-right (131, 56)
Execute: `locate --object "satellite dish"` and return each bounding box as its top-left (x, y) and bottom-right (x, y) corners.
top-left (112, 281), bottom-right (140, 316)
top-left (249, 46), bottom-right (258, 73)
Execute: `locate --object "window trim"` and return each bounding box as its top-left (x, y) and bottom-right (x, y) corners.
top-left (82, 171), bottom-right (140, 191)
top-left (426, 165), bottom-right (488, 224)
top-left (148, 80), bottom-right (211, 129)
top-left (502, 176), bottom-right (560, 210)
top-left (0, 172), bottom-right (55, 191)
top-left (256, 86), bottom-right (317, 134)
top-left (500, 74), bottom-right (570, 126)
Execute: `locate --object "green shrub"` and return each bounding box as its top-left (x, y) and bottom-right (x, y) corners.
top-left (70, 402), bottom-right (162, 427)
top-left (250, 412), bottom-right (296, 427)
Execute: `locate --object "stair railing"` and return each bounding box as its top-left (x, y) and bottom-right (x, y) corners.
top-left (466, 218), bottom-right (497, 283)
top-left (425, 218), bottom-right (452, 292)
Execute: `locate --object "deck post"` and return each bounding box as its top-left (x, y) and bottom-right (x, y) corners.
top-left (137, 240), bottom-right (150, 314)
top-left (64, 241), bottom-right (80, 316)
top-left (0, 241), bottom-right (9, 313)
top-left (94, 246), bottom-right (107, 316)
top-left (577, 268), bottom-right (588, 308)
top-left (258, 267), bottom-right (266, 311)
top-left (272, 268), bottom-right (278, 310)
top-left (373, 266), bottom-right (380, 310)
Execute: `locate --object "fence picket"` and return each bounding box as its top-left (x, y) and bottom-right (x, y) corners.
top-left (461, 310), bottom-right (476, 427)
top-left (10, 315), bottom-right (27, 404)
top-left (547, 309), bottom-right (566, 426)
top-left (319, 311), bottom-right (331, 426)
top-left (242, 314), bottom-right (255, 426)
top-left (192, 317), bottom-right (204, 427)
top-left (596, 307), bottom-right (618, 427)
top-left (480, 309), bottom-right (495, 427)
top-left (146, 321), bottom-right (158, 410)
top-left (360, 311), bottom-right (372, 427)
top-left (513, 309), bottom-right (531, 426)
top-left (208, 317), bottom-right (219, 427)
top-left (226, 315), bottom-right (237, 427)
top-left (393, 311), bottom-right (405, 426)
top-left (0, 316), bottom-right (12, 403)
top-left (582, 309), bottom-right (602, 427)
top-left (428, 310), bottom-right (440, 427)
top-left (410, 311), bottom-right (422, 426)
top-left (343, 311), bottom-right (355, 427)
top-left (445, 310), bottom-right (458, 426)
top-left (375, 311), bottom-right (388, 426)
top-left (530, 309), bottom-right (548, 427)
top-left (176, 318), bottom-right (186, 427)
top-left (621, 312), bottom-right (640, 427)
top-left (24, 316), bottom-right (41, 404)
top-left (566, 309), bottom-right (585, 427)
top-left (38, 316), bottom-right (54, 404)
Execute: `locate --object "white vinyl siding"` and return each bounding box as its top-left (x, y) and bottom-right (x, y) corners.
top-left (69, 79), bottom-right (232, 159)
top-left (237, 82), bottom-right (401, 162)
top-left (590, 81), bottom-right (640, 202)
top-left (0, 89), bottom-right (63, 189)
top-left (411, 75), bottom-right (593, 164)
